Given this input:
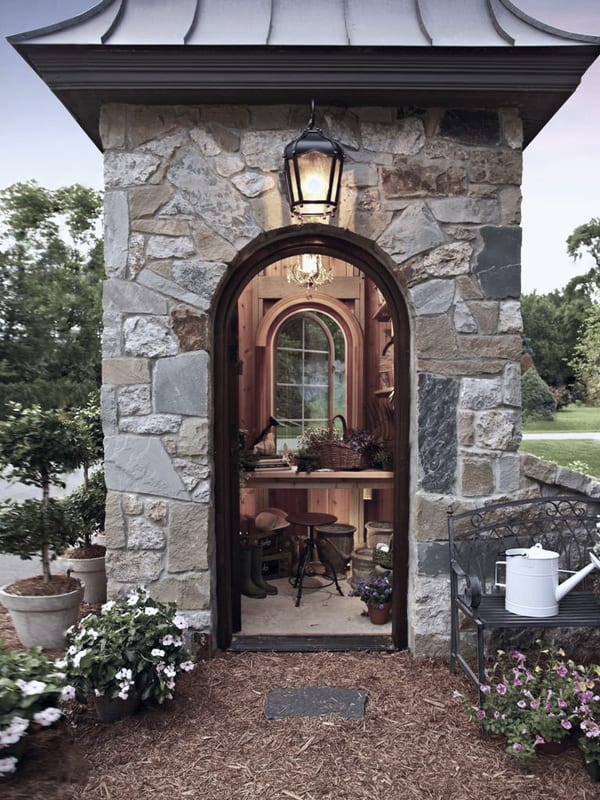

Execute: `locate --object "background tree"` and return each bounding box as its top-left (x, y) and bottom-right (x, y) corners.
top-left (567, 217), bottom-right (600, 273)
top-left (521, 275), bottom-right (594, 389)
top-left (570, 304), bottom-right (600, 405)
top-left (0, 181), bottom-right (103, 418)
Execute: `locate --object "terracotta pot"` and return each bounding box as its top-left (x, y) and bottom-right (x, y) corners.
top-left (367, 602), bottom-right (392, 625)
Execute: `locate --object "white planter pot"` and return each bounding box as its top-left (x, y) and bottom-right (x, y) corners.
top-left (58, 555), bottom-right (106, 604)
top-left (0, 581), bottom-right (84, 649)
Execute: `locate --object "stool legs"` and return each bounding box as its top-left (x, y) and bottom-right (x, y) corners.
top-left (293, 525), bottom-right (344, 607)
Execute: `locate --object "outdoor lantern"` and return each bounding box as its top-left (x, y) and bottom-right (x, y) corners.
top-left (283, 101), bottom-right (344, 219)
top-left (287, 254), bottom-right (333, 298)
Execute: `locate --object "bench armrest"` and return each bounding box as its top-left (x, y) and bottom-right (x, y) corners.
top-left (451, 560), bottom-right (482, 609)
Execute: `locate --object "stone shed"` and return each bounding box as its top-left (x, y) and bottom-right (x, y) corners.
top-left (10, 0), bottom-right (600, 656)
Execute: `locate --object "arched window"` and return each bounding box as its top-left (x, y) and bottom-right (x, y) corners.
top-left (275, 312), bottom-right (346, 450)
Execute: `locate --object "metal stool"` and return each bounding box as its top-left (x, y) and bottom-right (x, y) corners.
top-left (287, 511), bottom-right (341, 607)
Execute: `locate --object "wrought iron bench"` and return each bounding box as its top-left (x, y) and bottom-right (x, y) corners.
top-left (448, 494), bottom-right (600, 694)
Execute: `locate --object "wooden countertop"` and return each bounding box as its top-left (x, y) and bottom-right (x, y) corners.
top-left (246, 469), bottom-right (394, 489)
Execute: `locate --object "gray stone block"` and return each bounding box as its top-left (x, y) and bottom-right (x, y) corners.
top-left (474, 226), bottom-right (522, 299)
top-left (123, 316), bottom-right (179, 358)
top-left (411, 279), bottom-right (455, 316)
top-left (104, 279), bottom-right (168, 314)
top-left (104, 192), bottom-right (129, 277)
top-left (264, 688), bottom-right (368, 720)
top-left (417, 541), bottom-right (451, 577)
top-left (104, 434), bottom-right (189, 500)
top-left (378, 201), bottom-right (445, 263)
top-left (418, 374), bottom-right (458, 493)
top-left (154, 352), bottom-right (209, 416)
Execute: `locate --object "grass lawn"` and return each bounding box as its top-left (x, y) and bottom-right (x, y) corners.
top-left (519, 439), bottom-right (600, 478)
top-left (523, 404), bottom-right (600, 433)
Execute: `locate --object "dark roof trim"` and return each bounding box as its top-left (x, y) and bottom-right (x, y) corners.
top-left (11, 43), bottom-right (599, 149)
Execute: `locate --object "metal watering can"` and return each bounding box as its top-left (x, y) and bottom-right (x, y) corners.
top-left (495, 543), bottom-right (600, 618)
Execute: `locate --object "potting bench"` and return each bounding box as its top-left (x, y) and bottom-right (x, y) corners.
top-left (448, 494), bottom-right (600, 695)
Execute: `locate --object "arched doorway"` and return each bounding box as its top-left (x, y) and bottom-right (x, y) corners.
top-left (213, 225), bottom-right (410, 651)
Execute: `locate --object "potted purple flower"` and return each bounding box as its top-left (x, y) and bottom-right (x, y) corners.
top-left (353, 575), bottom-right (392, 624)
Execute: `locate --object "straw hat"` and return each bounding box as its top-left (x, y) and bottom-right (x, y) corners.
top-left (254, 508), bottom-right (290, 531)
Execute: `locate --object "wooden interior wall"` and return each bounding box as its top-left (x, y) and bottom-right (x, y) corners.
top-left (238, 257), bottom-right (393, 536)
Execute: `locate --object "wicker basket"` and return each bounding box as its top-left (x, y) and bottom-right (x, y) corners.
top-left (313, 416), bottom-right (366, 471)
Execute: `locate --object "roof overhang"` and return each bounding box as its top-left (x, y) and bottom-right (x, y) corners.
top-left (12, 42), bottom-right (600, 150)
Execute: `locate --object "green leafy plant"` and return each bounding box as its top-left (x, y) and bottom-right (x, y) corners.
top-left (0, 646), bottom-right (67, 776)
top-left (351, 575), bottom-right (392, 609)
top-left (62, 587), bottom-right (195, 706)
top-left (521, 369), bottom-right (557, 422)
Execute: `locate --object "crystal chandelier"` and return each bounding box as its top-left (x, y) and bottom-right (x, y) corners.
top-left (287, 254), bottom-right (333, 298)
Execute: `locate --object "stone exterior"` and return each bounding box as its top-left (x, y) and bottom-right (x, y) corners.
top-left (100, 102), bottom-right (530, 655)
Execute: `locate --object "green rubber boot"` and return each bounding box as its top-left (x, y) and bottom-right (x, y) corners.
top-left (240, 547), bottom-right (266, 598)
top-left (251, 547), bottom-right (278, 595)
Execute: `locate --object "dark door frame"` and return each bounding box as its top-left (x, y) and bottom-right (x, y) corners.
top-left (213, 224), bottom-right (411, 651)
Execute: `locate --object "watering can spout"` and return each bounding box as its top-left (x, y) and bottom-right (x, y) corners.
top-left (556, 551), bottom-right (600, 603)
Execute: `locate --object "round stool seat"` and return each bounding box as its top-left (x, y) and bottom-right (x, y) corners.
top-left (287, 512), bottom-right (337, 527)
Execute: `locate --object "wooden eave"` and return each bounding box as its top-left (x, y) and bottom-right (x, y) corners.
top-left (11, 42), bottom-right (600, 149)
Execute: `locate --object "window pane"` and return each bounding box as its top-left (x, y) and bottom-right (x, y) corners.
top-left (304, 386), bottom-right (329, 419)
top-left (304, 321), bottom-right (328, 351)
top-left (304, 351), bottom-right (329, 384)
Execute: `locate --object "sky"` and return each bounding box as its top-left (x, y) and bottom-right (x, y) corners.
top-left (0, 0), bottom-right (599, 295)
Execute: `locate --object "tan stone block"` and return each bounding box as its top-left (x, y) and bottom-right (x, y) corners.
top-left (467, 183), bottom-right (497, 199)
top-left (168, 502), bottom-right (210, 572)
top-left (191, 221), bottom-right (237, 262)
top-left (129, 185), bottom-right (174, 219)
top-left (104, 491), bottom-right (125, 548)
top-left (413, 493), bottom-right (452, 541)
top-left (458, 334), bottom-right (521, 360)
top-left (500, 110), bottom-right (524, 149)
top-left (520, 452), bottom-right (558, 485)
top-left (458, 411), bottom-right (475, 446)
top-left (145, 500), bottom-right (169, 525)
top-left (417, 358), bottom-right (506, 376)
top-left (148, 575), bottom-right (210, 609)
top-left (131, 219), bottom-right (190, 236)
top-left (106, 549), bottom-right (163, 582)
top-left (147, 261), bottom-right (173, 279)
top-left (467, 302), bottom-right (500, 334)
top-left (127, 106), bottom-right (177, 147)
top-left (102, 358), bottom-right (150, 386)
top-left (499, 185), bottom-right (522, 225)
top-left (171, 305), bottom-right (210, 352)
top-left (423, 242), bottom-right (472, 278)
top-left (178, 418), bottom-right (209, 457)
top-left (123, 494), bottom-right (143, 515)
top-left (460, 458), bottom-right (495, 496)
top-left (469, 149), bottom-right (522, 185)
top-left (456, 275), bottom-right (484, 300)
top-left (415, 316), bottom-right (459, 359)
top-left (99, 105), bottom-right (126, 149)
top-left (381, 159), bottom-right (467, 198)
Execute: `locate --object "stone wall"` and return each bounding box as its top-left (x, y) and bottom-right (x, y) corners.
top-left (100, 102), bottom-right (526, 653)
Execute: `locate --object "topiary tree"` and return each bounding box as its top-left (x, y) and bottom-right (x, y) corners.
top-left (0, 404), bottom-right (85, 585)
top-left (521, 369), bottom-right (557, 422)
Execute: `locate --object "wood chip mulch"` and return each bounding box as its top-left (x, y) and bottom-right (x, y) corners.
top-left (1, 606), bottom-right (599, 800)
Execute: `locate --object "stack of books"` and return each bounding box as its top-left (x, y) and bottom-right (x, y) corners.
top-left (253, 456), bottom-right (291, 470)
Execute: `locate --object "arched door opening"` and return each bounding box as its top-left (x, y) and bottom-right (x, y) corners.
top-left (213, 227), bottom-right (410, 652)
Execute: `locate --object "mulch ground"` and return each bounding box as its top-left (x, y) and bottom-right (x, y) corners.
top-left (1, 606), bottom-right (599, 800)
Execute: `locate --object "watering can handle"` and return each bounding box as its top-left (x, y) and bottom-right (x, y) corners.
top-left (495, 560), bottom-right (506, 589)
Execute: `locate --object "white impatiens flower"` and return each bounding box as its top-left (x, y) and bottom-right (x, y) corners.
top-left (118, 688), bottom-right (130, 700)
top-left (54, 658), bottom-right (67, 670)
top-left (164, 665), bottom-right (177, 678)
top-left (151, 648), bottom-right (165, 658)
top-left (61, 685), bottom-right (76, 702)
top-left (0, 716), bottom-right (29, 745)
top-left (72, 649), bottom-right (89, 669)
top-left (144, 606), bottom-right (159, 617)
top-left (115, 668), bottom-right (133, 682)
top-left (101, 600), bottom-right (116, 613)
top-left (127, 592), bottom-right (140, 606)
top-left (162, 634), bottom-right (174, 646)
top-left (173, 615), bottom-right (187, 630)
top-left (16, 679), bottom-right (47, 696)
top-left (180, 661), bottom-right (195, 672)
top-left (33, 707), bottom-right (62, 727)
top-left (0, 756), bottom-right (18, 774)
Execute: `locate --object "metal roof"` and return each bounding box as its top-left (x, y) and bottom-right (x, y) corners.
top-left (8, 0), bottom-right (600, 148)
